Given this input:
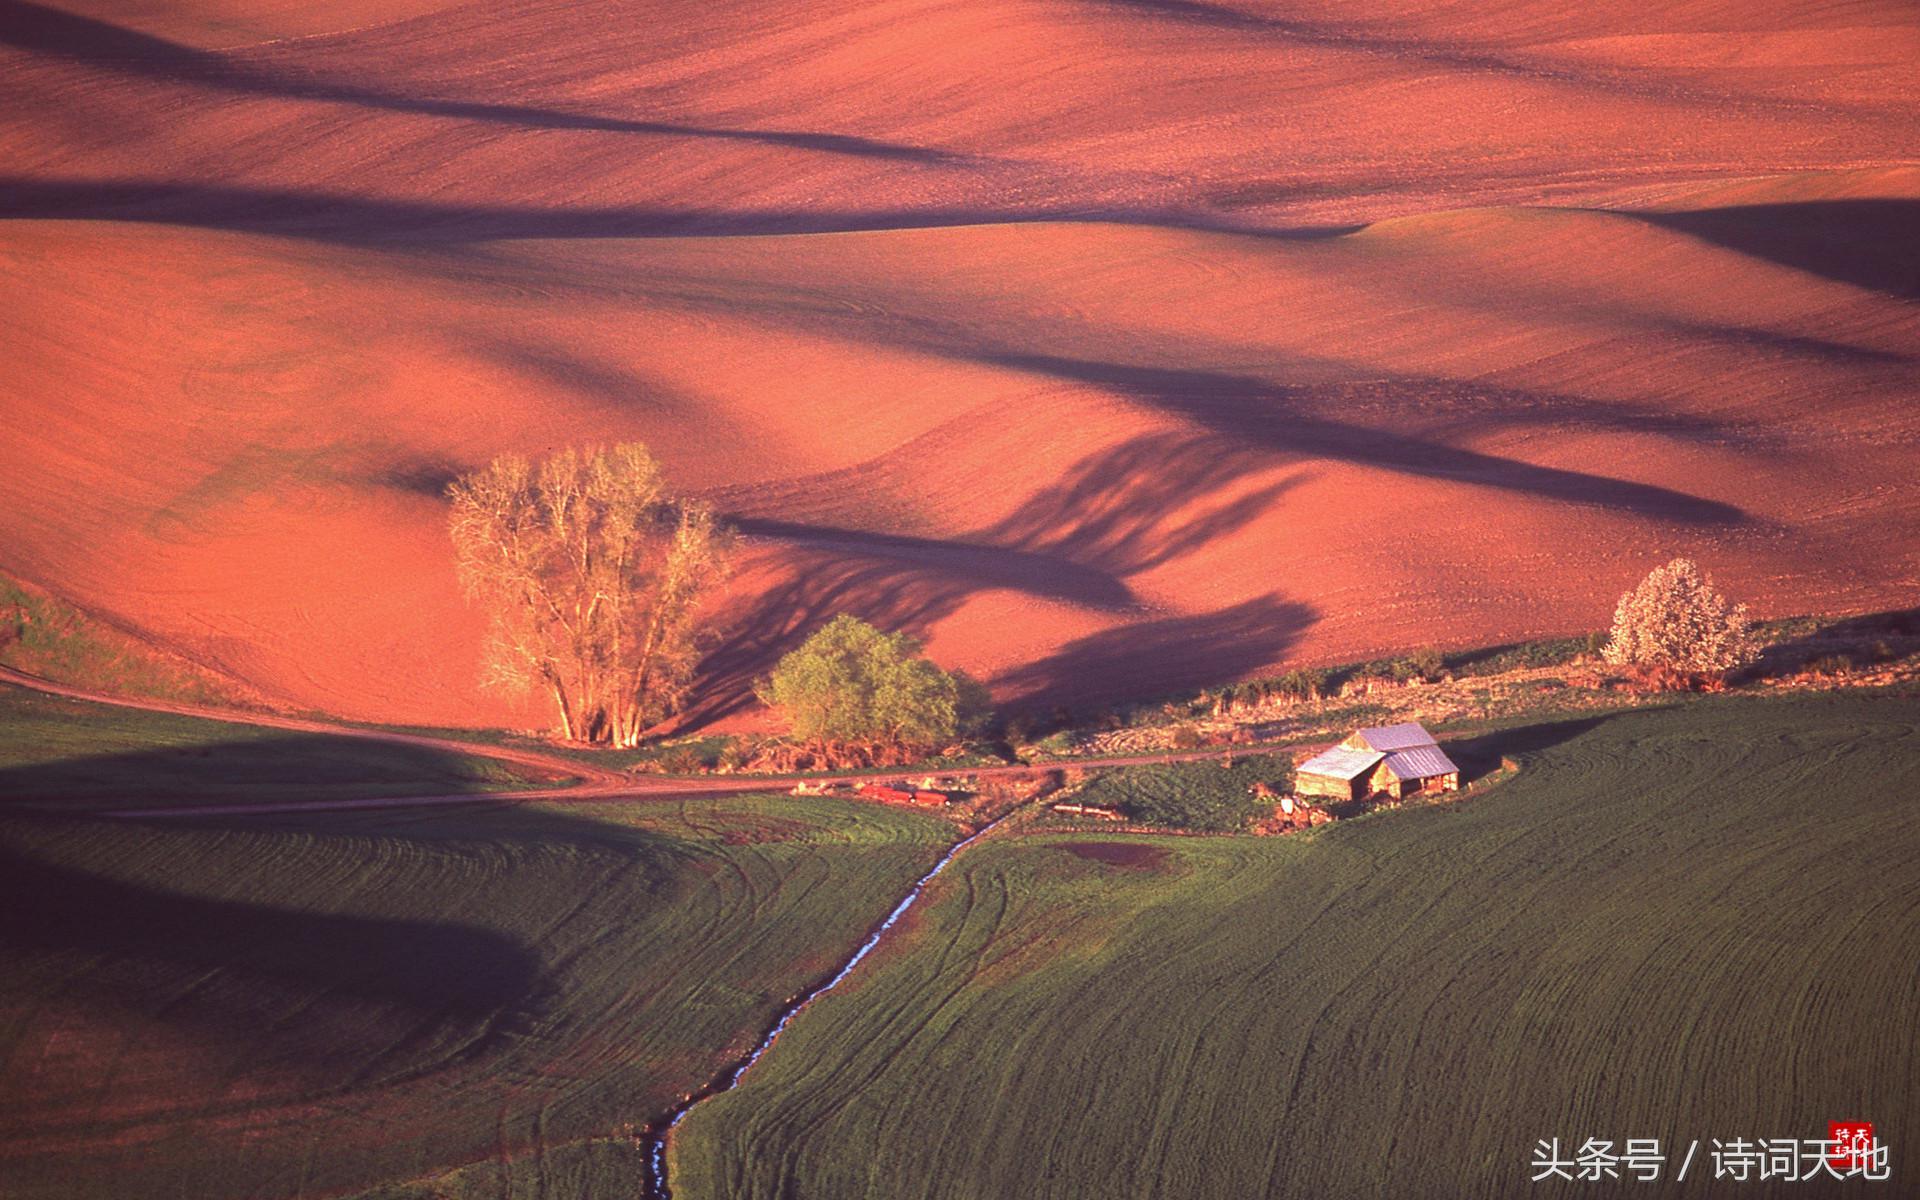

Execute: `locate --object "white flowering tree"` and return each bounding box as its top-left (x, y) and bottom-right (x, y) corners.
top-left (1602, 558), bottom-right (1758, 685)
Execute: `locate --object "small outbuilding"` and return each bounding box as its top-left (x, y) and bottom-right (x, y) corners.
top-left (1297, 721), bottom-right (1461, 802)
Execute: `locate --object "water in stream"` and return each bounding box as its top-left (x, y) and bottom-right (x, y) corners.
top-left (641, 813), bottom-right (1010, 1199)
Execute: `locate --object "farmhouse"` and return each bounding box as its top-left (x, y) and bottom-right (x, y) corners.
top-left (1294, 721), bottom-right (1460, 802)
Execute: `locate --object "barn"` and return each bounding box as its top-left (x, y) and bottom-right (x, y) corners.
top-left (1341, 721), bottom-right (1443, 755)
top-left (1296, 721), bottom-right (1461, 802)
top-left (1292, 745), bottom-right (1386, 804)
top-left (1371, 743), bottom-right (1461, 799)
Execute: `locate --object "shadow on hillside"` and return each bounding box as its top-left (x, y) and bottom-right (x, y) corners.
top-left (603, 263), bottom-right (1764, 524)
top-left (1442, 711), bottom-right (1641, 782)
top-left (968, 437), bottom-right (1312, 575)
top-left (1103, 0), bottom-right (1566, 78)
top-left (687, 436), bottom-right (1311, 725)
top-left (0, 0), bottom-right (973, 165)
top-left (471, 337), bottom-right (695, 418)
top-left (1635, 200), bottom-right (1920, 302)
top-left (731, 519), bottom-right (1142, 612)
top-left (1096, 0), bottom-right (1820, 111)
top-left (686, 548), bottom-right (1014, 728)
top-left (1748, 605), bottom-right (1920, 679)
top-left (370, 459), bottom-right (463, 498)
top-left (0, 729), bottom-right (521, 806)
top-left (1663, 319), bottom-right (1915, 367)
top-left (0, 176), bottom-right (1273, 242)
top-left (996, 594), bottom-right (1319, 713)
top-left (725, 433), bottom-right (1308, 609)
top-left (0, 743), bottom-right (690, 1088)
top-left (684, 339), bottom-right (1747, 723)
top-left (0, 836), bottom-right (543, 1016)
top-left (972, 352), bottom-right (1750, 525)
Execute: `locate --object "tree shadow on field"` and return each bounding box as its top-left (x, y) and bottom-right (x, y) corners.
top-left (1662, 319), bottom-right (1915, 367)
top-left (686, 548), bottom-right (1021, 728)
top-left (971, 352), bottom-right (1749, 526)
top-left (686, 435), bottom-right (1309, 725)
top-left (366, 459), bottom-right (463, 498)
top-left (1633, 200), bottom-right (1920, 302)
top-left (994, 594), bottom-right (1319, 712)
top-left (967, 435), bottom-right (1311, 575)
top-left (731, 520), bottom-right (1142, 611)
top-left (0, 0), bottom-right (973, 165)
top-left (616, 246), bottom-right (1763, 523)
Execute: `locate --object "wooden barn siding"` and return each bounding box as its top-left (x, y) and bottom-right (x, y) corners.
top-left (1297, 772), bottom-right (1359, 802)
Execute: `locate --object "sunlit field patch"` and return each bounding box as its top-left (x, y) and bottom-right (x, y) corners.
top-left (673, 692), bottom-right (1920, 1199)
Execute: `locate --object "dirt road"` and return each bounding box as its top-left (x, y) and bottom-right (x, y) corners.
top-left (0, 665), bottom-right (1287, 818)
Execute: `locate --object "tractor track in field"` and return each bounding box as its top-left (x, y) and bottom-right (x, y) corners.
top-left (0, 664), bottom-right (1299, 819)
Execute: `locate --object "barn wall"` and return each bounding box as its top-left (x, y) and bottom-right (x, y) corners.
top-left (1296, 773), bottom-right (1357, 802)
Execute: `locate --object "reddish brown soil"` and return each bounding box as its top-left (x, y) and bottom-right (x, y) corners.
top-left (2, 1), bottom-right (1916, 728)
top-left (1060, 841), bottom-right (1168, 869)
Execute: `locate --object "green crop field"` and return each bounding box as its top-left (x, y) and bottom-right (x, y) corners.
top-left (673, 692), bottom-right (1920, 1199)
top-left (0, 686), bottom-right (551, 808)
top-left (0, 785), bottom-right (953, 1198)
top-left (1071, 753), bottom-right (1286, 829)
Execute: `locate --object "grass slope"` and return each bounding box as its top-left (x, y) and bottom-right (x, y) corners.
top-left (0, 574), bottom-right (245, 707)
top-left (674, 692), bottom-right (1920, 1198)
top-left (0, 686), bottom-right (538, 808)
top-left (0, 788), bottom-right (953, 1199)
top-left (1072, 753), bottom-right (1285, 830)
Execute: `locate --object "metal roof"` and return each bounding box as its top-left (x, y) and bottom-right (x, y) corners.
top-left (1296, 746), bottom-right (1384, 780)
top-left (1382, 745), bottom-right (1459, 781)
top-left (1350, 721), bottom-right (1440, 752)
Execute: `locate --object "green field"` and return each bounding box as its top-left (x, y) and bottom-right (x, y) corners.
top-left (0, 686), bottom-right (553, 808)
top-left (673, 692), bottom-right (1920, 1198)
top-left (1071, 753), bottom-right (1288, 829)
top-left (0, 788), bottom-right (953, 1198)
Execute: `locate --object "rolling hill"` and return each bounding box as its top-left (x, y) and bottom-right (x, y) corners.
top-left (672, 692), bottom-right (1920, 1198)
top-left (2, 0), bottom-right (1916, 729)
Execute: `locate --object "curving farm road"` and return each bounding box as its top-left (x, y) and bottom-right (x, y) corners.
top-left (0, 664), bottom-right (1283, 818)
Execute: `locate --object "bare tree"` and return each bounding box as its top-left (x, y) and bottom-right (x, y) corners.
top-left (448, 444), bottom-right (732, 746)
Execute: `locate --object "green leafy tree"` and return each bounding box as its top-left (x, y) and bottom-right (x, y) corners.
top-left (759, 615), bottom-right (989, 764)
top-left (448, 443), bottom-right (733, 746)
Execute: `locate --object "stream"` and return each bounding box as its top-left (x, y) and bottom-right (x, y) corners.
top-left (641, 811), bottom-right (1014, 1199)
